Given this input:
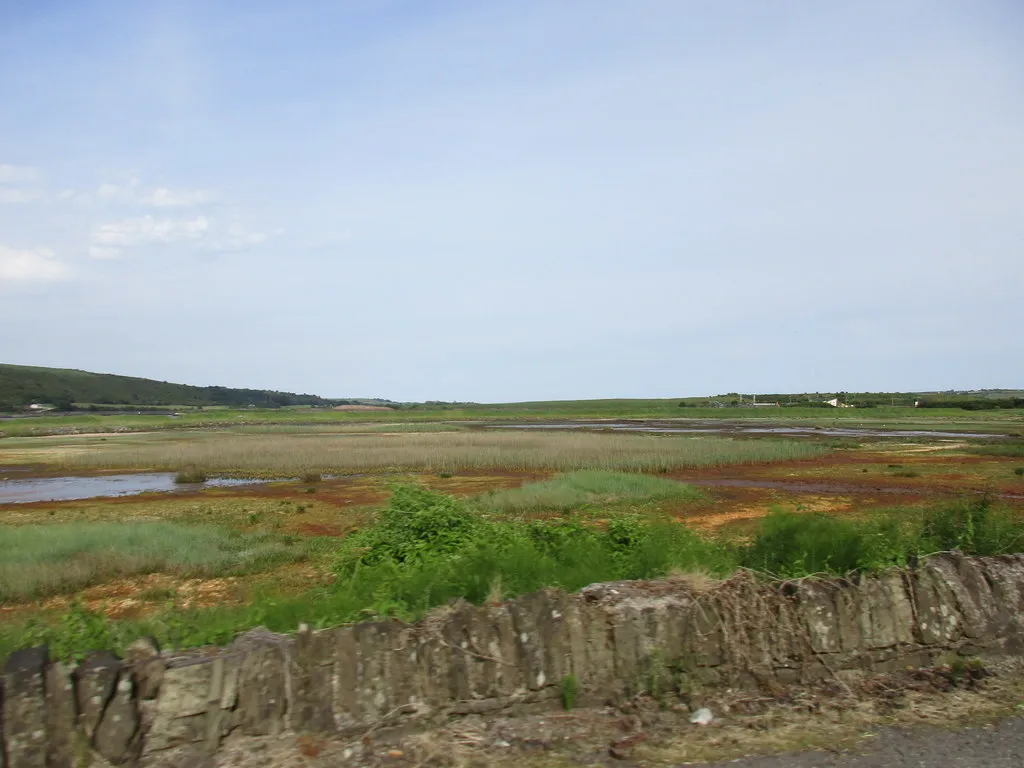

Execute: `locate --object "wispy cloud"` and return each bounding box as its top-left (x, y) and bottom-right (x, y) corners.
top-left (0, 188), bottom-right (42, 204)
top-left (0, 165), bottom-right (39, 184)
top-left (88, 214), bottom-right (278, 258)
top-left (207, 222), bottom-right (284, 252)
top-left (0, 163), bottom-right (43, 204)
top-left (76, 181), bottom-right (214, 208)
top-left (141, 187), bottom-right (214, 207)
top-left (88, 246), bottom-right (121, 260)
top-left (0, 245), bottom-right (70, 284)
top-left (91, 214), bottom-right (212, 257)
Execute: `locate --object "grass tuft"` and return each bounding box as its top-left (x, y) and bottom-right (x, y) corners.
top-left (479, 470), bottom-right (704, 513)
top-left (0, 522), bottom-right (305, 602)
top-left (174, 466), bottom-right (207, 484)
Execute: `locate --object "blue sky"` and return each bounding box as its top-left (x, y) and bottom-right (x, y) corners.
top-left (1, 1), bottom-right (1021, 401)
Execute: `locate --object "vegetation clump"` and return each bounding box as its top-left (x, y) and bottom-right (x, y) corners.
top-left (0, 522), bottom-right (305, 602)
top-left (741, 498), bottom-right (1024, 577)
top-left (174, 467), bottom-right (207, 484)
top-left (5, 488), bottom-right (1024, 662)
top-left (561, 674), bottom-right (580, 710)
top-left (65, 432), bottom-right (827, 475)
top-left (479, 470), bottom-right (704, 513)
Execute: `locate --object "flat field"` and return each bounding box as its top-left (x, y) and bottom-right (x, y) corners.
top-left (2, 409), bottom-right (1023, 660)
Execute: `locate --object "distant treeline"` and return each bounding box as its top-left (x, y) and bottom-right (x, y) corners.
top-left (916, 397), bottom-right (1024, 411)
top-left (0, 363), bottom-right (384, 411)
top-left (685, 392), bottom-right (1024, 410)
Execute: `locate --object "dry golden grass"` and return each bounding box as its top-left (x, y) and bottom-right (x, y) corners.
top-left (58, 431), bottom-right (824, 475)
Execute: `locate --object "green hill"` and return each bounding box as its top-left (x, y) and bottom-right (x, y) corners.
top-left (0, 363), bottom-right (350, 410)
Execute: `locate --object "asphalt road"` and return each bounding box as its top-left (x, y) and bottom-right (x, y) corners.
top-left (700, 716), bottom-right (1024, 767)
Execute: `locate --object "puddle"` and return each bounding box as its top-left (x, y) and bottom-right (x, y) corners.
top-left (491, 423), bottom-right (1006, 440)
top-left (0, 473), bottom-right (270, 505)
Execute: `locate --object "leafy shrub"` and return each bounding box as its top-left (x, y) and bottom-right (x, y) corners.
top-left (333, 485), bottom-right (734, 617)
top-left (918, 498), bottom-right (1024, 556)
top-left (740, 509), bottom-right (916, 577)
top-left (335, 484), bottom-right (483, 573)
top-left (742, 511), bottom-right (872, 577)
top-left (1014, 467), bottom-right (1024, 477)
top-left (174, 466), bottom-right (207, 484)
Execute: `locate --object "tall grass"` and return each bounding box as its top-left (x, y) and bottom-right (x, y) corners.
top-left (60, 431), bottom-right (825, 475)
top-left (0, 522), bottom-right (305, 602)
top-left (227, 423), bottom-right (466, 434)
top-left (478, 470), bottom-right (705, 513)
top-left (740, 498), bottom-right (1024, 577)
top-left (967, 442), bottom-right (1024, 458)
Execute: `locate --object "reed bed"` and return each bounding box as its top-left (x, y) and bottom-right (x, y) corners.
top-left (0, 522), bottom-right (304, 602)
top-left (61, 431), bottom-right (826, 475)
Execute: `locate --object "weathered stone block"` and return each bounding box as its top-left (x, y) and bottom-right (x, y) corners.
top-left (914, 562), bottom-right (964, 645)
top-left (291, 626), bottom-right (337, 733)
top-left (126, 636), bottom-right (164, 700)
top-left (2, 646), bottom-right (49, 768)
top-left (796, 581), bottom-right (842, 653)
top-left (859, 572), bottom-right (915, 649)
top-left (94, 671), bottom-right (140, 764)
top-left (234, 643), bottom-right (288, 736)
top-left (142, 661), bottom-right (212, 755)
top-left (74, 651), bottom-right (122, 740)
top-left (44, 662), bottom-right (76, 768)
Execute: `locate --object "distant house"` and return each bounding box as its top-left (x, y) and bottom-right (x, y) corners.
top-left (25, 403), bottom-right (49, 411)
top-left (825, 398), bottom-right (855, 408)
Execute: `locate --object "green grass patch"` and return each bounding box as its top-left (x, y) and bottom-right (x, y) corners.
top-left (479, 470), bottom-right (705, 513)
top-left (966, 442), bottom-right (1024, 458)
top-left (741, 498), bottom-right (1024, 578)
top-left (0, 522), bottom-right (306, 602)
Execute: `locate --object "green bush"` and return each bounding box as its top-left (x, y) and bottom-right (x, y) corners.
top-left (334, 485), bottom-right (734, 616)
top-left (741, 500), bottom-right (1024, 577)
top-left (742, 510), bottom-right (877, 577)
top-left (918, 498), bottom-right (1024, 556)
top-left (336, 484), bottom-right (484, 572)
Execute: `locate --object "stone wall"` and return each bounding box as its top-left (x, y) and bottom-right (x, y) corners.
top-left (4, 552), bottom-right (1024, 767)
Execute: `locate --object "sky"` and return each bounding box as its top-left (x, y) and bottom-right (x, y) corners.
top-left (1, 0), bottom-right (1022, 402)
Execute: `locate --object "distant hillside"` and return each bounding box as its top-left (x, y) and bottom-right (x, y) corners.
top-left (0, 363), bottom-right (372, 411)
